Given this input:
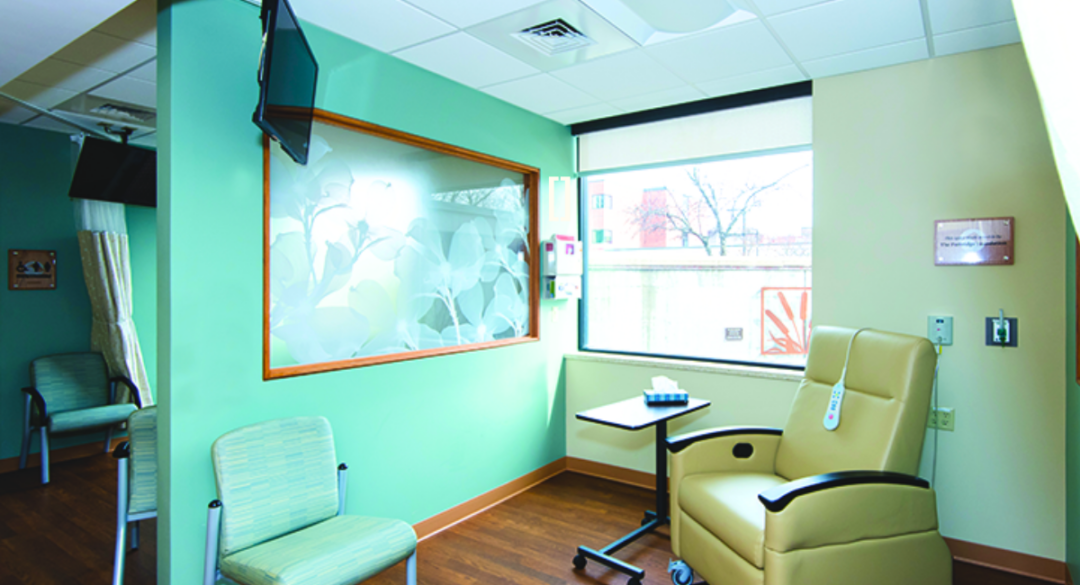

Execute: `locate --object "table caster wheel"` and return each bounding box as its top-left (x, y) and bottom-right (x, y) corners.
top-left (669, 560), bottom-right (694, 585)
top-left (573, 554), bottom-right (587, 570)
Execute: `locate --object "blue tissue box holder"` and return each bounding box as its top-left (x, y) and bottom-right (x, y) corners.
top-left (644, 389), bottom-right (689, 405)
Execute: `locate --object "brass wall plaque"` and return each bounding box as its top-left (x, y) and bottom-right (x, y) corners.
top-left (8, 250), bottom-right (57, 290)
top-left (934, 217), bottom-right (1014, 266)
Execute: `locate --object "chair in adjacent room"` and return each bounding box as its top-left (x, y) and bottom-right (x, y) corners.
top-left (665, 326), bottom-right (952, 585)
top-left (19, 352), bottom-right (142, 484)
top-left (112, 406), bottom-right (157, 585)
top-left (203, 416), bottom-right (418, 585)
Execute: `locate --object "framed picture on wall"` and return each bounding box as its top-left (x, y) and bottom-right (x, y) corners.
top-left (263, 110), bottom-right (541, 379)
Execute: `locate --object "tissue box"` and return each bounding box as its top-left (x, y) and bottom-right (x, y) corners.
top-left (644, 389), bottom-right (689, 405)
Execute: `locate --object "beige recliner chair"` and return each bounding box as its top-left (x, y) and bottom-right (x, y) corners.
top-left (666, 326), bottom-right (952, 585)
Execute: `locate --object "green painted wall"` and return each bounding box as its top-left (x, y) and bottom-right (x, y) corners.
top-left (0, 125), bottom-right (92, 460)
top-left (126, 204), bottom-right (157, 397)
top-left (0, 124), bottom-right (158, 460)
top-left (157, 1), bottom-right (575, 583)
top-left (1067, 219), bottom-right (1079, 578)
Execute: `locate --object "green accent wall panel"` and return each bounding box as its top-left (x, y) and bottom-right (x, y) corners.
top-left (157, 2), bottom-right (573, 583)
top-left (1068, 219), bottom-right (1079, 579)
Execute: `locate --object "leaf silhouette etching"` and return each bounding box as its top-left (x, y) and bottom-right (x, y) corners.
top-left (761, 288), bottom-right (811, 355)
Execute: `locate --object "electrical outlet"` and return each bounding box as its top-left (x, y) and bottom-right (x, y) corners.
top-left (927, 316), bottom-right (953, 345)
top-left (928, 407), bottom-right (955, 431)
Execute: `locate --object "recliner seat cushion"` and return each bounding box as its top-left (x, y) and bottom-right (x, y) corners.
top-left (679, 472), bottom-right (787, 569)
top-left (220, 515), bottom-right (417, 585)
top-left (47, 403), bottom-right (136, 433)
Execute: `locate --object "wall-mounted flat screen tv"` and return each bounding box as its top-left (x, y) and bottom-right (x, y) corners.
top-left (68, 137), bottom-right (156, 207)
top-left (253, 0), bottom-right (318, 165)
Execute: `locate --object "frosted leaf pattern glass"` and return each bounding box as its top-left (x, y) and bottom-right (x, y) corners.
top-left (267, 121), bottom-right (532, 371)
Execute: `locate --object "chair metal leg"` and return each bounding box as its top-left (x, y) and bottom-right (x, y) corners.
top-left (204, 501), bottom-right (223, 585)
top-left (19, 394), bottom-right (32, 470)
top-left (105, 427), bottom-right (113, 454)
top-left (39, 428), bottom-right (50, 484)
top-left (114, 456), bottom-right (129, 585)
top-left (406, 551), bottom-right (417, 585)
top-left (131, 521), bottom-right (140, 551)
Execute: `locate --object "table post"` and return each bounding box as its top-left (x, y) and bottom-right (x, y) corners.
top-left (655, 419), bottom-right (668, 522)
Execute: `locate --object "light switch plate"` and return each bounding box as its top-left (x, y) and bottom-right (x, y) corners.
top-left (928, 316), bottom-right (953, 345)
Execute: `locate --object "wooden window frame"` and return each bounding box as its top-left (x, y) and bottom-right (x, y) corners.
top-left (263, 109), bottom-right (541, 380)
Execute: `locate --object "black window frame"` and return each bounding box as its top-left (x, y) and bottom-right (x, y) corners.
top-left (575, 81), bottom-right (812, 372)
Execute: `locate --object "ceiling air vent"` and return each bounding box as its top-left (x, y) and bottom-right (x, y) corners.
top-left (89, 103), bottom-right (155, 124)
top-left (513, 18), bottom-right (595, 56)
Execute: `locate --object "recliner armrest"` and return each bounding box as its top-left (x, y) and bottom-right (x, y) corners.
top-left (758, 471), bottom-right (929, 512)
top-left (667, 426), bottom-right (782, 453)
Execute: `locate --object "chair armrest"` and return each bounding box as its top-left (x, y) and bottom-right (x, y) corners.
top-left (113, 441), bottom-right (131, 459)
top-left (761, 471), bottom-right (938, 553)
top-left (667, 426), bottom-right (782, 453)
top-left (22, 387), bottom-right (47, 421)
top-left (110, 376), bottom-right (142, 407)
top-left (668, 426), bottom-right (783, 478)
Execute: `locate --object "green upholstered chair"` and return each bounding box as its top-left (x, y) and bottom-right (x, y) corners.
top-left (19, 352), bottom-right (141, 484)
top-left (204, 417), bottom-right (417, 585)
top-left (112, 406), bottom-right (157, 585)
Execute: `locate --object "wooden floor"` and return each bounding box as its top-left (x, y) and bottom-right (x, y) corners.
top-left (0, 452), bottom-right (1053, 585)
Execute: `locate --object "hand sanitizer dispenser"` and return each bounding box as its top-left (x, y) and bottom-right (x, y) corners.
top-left (541, 235), bottom-right (582, 300)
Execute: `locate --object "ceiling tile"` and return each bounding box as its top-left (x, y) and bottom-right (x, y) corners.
top-left (0, 0), bottom-right (136, 87)
top-left (292, 0), bottom-right (455, 54)
top-left (90, 76), bottom-right (156, 109)
top-left (645, 21), bottom-right (792, 84)
top-left (96, 0), bottom-right (157, 46)
top-left (0, 105), bottom-right (36, 125)
top-left (129, 60), bottom-right (156, 83)
top-left (802, 38), bottom-right (927, 78)
top-left (551, 50), bottom-right (686, 102)
top-left (0, 80), bottom-right (78, 109)
top-left (394, 33), bottom-right (539, 88)
top-left (934, 19), bottom-right (1020, 57)
top-left (608, 85), bottom-right (707, 113)
top-left (753, 0), bottom-right (831, 17)
top-left (18, 59), bottom-right (116, 94)
top-left (482, 73), bottom-right (599, 114)
top-left (466, 0), bottom-right (638, 72)
top-left (52, 31), bottom-right (155, 74)
top-left (402, 0), bottom-right (546, 28)
top-left (546, 103), bottom-right (622, 125)
top-left (767, 0), bottom-right (925, 62)
top-left (696, 64), bottom-right (806, 97)
top-left (927, 0), bottom-right (1015, 34)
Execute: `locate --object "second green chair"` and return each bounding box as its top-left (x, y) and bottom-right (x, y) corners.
top-left (204, 416), bottom-right (417, 585)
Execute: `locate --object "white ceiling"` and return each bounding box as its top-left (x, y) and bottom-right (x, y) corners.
top-left (0, 0), bottom-right (1022, 138)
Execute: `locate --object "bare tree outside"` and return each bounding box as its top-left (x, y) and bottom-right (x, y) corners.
top-left (627, 164), bottom-right (809, 256)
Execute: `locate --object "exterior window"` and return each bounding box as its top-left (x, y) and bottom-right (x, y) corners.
top-left (581, 148), bottom-right (813, 368)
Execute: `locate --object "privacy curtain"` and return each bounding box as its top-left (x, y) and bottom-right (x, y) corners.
top-left (74, 198), bottom-right (153, 406)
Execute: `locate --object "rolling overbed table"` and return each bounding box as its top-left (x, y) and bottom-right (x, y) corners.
top-left (573, 396), bottom-right (710, 585)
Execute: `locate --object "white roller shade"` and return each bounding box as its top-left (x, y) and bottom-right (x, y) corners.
top-left (578, 96), bottom-right (812, 173)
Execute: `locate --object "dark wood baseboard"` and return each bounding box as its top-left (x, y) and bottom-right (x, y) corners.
top-left (947, 538), bottom-right (1071, 584)
top-left (0, 437), bottom-right (125, 474)
top-left (413, 458), bottom-right (567, 541)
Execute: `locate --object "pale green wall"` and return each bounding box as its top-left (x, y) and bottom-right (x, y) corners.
top-left (567, 44), bottom-right (1068, 561)
top-left (814, 44), bottom-right (1065, 559)
top-left (1067, 219), bottom-right (1079, 576)
top-left (0, 124), bottom-right (158, 460)
top-left (157, 1), bottom-right (575, 584)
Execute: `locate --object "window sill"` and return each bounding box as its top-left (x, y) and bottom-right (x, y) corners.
top-left (564, 352), bottom-right (804, 382)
